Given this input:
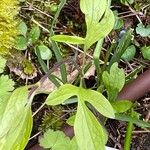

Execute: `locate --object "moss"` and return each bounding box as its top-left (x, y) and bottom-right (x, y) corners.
top-left (0, 0), bottom-right (19, 55)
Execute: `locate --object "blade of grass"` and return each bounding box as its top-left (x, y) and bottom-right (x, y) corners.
top-left (50, 0), bottom-right (67, 34)
top-left (36, 48), bottom-right (61, 87)
top-left (36, 48), bottom-right (49, 73)
top-left (51, 41), bottom-right (67, 83)
top-left (108, 30), bottom-right (132, 69)
top-left (115, 113), bottom-right (150, 128)
top-left (102, 42), bottom-right (117, 72)
top-left (49, 0), bottom-right (67, 83)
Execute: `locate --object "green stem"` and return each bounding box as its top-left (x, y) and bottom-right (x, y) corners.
top-left (80, 47), bottom-right (87, 87)
top-left (124, 108), bottom-right (134, 150)
top-left (102, 42), bottom-right (116, 72)
top-left (93, 39), bottom-right (103, 86)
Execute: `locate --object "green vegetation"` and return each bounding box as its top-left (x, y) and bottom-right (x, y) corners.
top-left (0, 0), bottom-right (19, 55)
top-left (0, 0), bottom-right (150, 150)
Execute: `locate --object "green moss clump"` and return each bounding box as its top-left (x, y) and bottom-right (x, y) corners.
top-left (0, 0), bottom-right (19, 55)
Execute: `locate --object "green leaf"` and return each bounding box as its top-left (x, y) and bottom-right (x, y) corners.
top-left (81, 89), bottom-right (115, 118)
top-left (115, 114), bottom-right (150, 128)
top-left (46, 84), bottom-right (115, 150)
top-left (51, 35), bottom-right (85, 44)
top-left (36, 44), bottom-right (52, 60)
top-left (51, 0), bottom-right (114, 50)
top-left (141, 46), bottom-right (150, 60)
top-left (28, 26), bottom-right (41, 44)
top-left (85, 8), bottom-right (115, 49)
top-left (9, 108), bottom-right (32, 150)
top-left (46, 84), bottom-right (114, 118)
top-left (0, 75), bottom-right (15, 115)
top-left (14, 35), bottom-right (28, 50)
top-left (121, 45), bottom-right (136, 61)
top-left (66, 115), bottom-right (76, 126)
top-left (51, 38), bottom-right (67, 83)
top-left (113, 11), bottom-right (124, 30)
top-left (46, 84), bottom-right (78, 105)
top-left (102, 63), bottom-right (125, 101)
top-left (70, 138), bottom-right (80, 150)
top-left (62, 97), bottom-right (78, 105)
top-left (75, 101), bottom-right (107, 150)
top-left (0, 75), bottom-right (14, 93)
top-left (109, 30), bottom-right (133, 66)
top-left (17, 21), bottom-right (28, 37)
top-left (39, 129), bottom-right (71, 150)
top-left (0, 56), bottom-right (6, 73)
top-left (80, 0), bottom-right (107, 22)
top-left (136, 23), bottom-right (150, 37)
top-left (80, 0), bottom-right (115, 49)
top-left (0, 86), bottom-right (33, 150)
top-left (111, 100), bottom-right (133, 113)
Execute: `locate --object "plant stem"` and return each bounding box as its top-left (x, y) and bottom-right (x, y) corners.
top-left (80, 47), bottom-right (87, 87)
top-left (32, 102), bottom-right (46, 117)
top-left (93, 39), bottom-right (103, 86)
top-left (124, 108), bottom-right (134, 150)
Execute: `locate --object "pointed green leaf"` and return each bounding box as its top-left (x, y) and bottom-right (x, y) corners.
top-left (121, 45), bottom-right (136, 62)
top-left (115, 114), bottom-right (150, 128)
top-left (74, 100), bottom-right (107, 150)
top-left (46, 84), bottom-right (115, 150)
top-left (113, 11), bottom-right (124, 30)
top-left (80, 0), bottom-right (115, 49)
top-left (102, 63), bottom-right (125, 101)
top-left (28, 26), bottom-right (41, 44)
top-left (9, 108), bottom-right (32, 150)
top-left (80, 0), bottom-right (107, 22)
top-left (70, 137), bottom-right (80, 150)
top-left (85, 8), bottom-right (115, 49)
top-left (46, 84), bottom-right (114, 118)
top-left (14, 36), bottom-right (28, 50)
top-left (66, 115), bottom-right (76, 126)
top-left (111, 100), bottom-right (133, 113)
top-left (46, 84), bottom-right (78, 105)
top-left (17, 21), bottom-right (28, 37)
top-left (141, 46), bottom-right (150, 60)
top-left (51, 35), bottom-right (85, 44)
top-left (81, 88), bottom-right (115, 118)
top-left (0, 86), bottom-right (33, 150)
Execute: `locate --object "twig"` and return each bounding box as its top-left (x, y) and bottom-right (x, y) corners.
top-left (26, 1), bottom-right (53, 19)
top-left (128, 6), bottom-right (142, 24)
top-left (133, 130), bottom-right (150, 134)
top-left (31, 18), bottom-right (50, 33)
